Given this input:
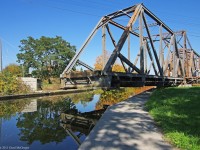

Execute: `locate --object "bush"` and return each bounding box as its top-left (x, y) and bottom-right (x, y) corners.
top-left (0, 71), bottom-right (31, 95)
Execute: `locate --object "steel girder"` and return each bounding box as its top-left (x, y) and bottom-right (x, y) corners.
top-left (61, 3), bottom-right (200, 87)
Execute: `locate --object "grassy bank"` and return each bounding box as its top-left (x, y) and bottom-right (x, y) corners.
top-left (145, 87), bottom-right (200, 150)
top-left (42, 78), bottom-right (61, 91)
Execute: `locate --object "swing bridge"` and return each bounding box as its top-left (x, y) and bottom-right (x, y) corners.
top-left (60, 3), bottom-right (200, 89)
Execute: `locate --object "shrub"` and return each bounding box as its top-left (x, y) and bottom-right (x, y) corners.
top-left (0, 71), bottom-right (30, 95)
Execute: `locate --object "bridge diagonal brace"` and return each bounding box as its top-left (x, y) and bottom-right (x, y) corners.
top-left (108, 20), bottom-right (140, 37)
top-left (118, 53), bottom-right (142, 74)
top-left (164, 36), bottom-right (173, 76)
top-left (102, 28), bottom-right (129, 73)
top-left (77, 60), bottom-right (95, 71)
top-left (142, 4), bottom-right (173, 34)
top-left (103, 4), bottom-right (143, 73)
top-left (174, 58), bottom-right (180, 76)
top-left (186, 34), bottom-right (193, 50)
top-left (107, 5), bottom-right (137, 19)
top-left (142, 11), bottom-right (163, 76)
top-left (147, 62), bottom-right (152, 74)
top-left (145, 41), bottom-right (158, 76)
top-left (120, 10), bottom-right (132, 18)
top-left (174, 36), bottom-right (184, 76)
top-left (61, 17), bottom-right (104, 75)
top-left (163, 39), bottom-right (170, 50)
top-left (106, 24), bottom-right (128, 73)
top-left (63, 126), bottom-right (82, 146)
top-left (177, 35), bottom-right (183, 48)
top-left (119, 58), bottom-right (128, 72)
top-left (131, 48), bottom-right (140, 73)
top-left (189, 51), bottom-right (194, 77)
top-left (105, 24), bottom-right (117, 47)
top-left (133, 49), bottom-right (140, 66)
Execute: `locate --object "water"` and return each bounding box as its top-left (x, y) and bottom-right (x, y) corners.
top-left (0, 87), bottom-right (151, 150)
top-left (0, 92), bottom-right (102, 150)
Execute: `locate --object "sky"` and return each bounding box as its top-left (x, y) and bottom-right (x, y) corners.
top-left (0, 0), bottom-right (200, 69)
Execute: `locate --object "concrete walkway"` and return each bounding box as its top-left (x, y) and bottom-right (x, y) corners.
top-left (79, 90), bottom-right (174, 150)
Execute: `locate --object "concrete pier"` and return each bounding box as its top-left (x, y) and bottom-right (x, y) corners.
top-left (79, 91), bottom-right (174, 150)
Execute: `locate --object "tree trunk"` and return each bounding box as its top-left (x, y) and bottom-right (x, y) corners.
top-left (48, 78), bottom-right (52, 84)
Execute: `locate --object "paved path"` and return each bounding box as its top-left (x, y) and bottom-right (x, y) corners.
top-left (79, 90), bottom-right (174, 150)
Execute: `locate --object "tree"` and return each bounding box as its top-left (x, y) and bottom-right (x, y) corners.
top-left (3, 63), bottom-right (23, 76)
top-left (94, 51), bottom-right (125, 72)
top-left (0, 65), bottom-right (30, 96)
top-left (17, 98), bottom-right (76, 144)
top-left (94, 51), bottom-right (110, 70)
top-left (17, 36), bottom-right (76, 82)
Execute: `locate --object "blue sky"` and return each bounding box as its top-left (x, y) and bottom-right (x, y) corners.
top-left (0, 0), bottom-right (200, 69)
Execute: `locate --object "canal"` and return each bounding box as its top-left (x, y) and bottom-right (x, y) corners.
top-left (0, 87), bottom-right (152, 150)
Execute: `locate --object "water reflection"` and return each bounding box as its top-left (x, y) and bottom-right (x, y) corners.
top-left (95, 88), bottom-right (135, 110)
top-left (0, 99), bottom-right (30, 119)
top-left (60, 103), bottom-right (106, 146)
top-left (0, 87), bottom-right (152, 149)
top-left (95, 87), bottom-right (154, 110)
top-left (0, 92), bottom-right (104, 150)
top-left (21, 100), bottom-right (37, 113)
top-left (16, 98), bottom-right (74, 145)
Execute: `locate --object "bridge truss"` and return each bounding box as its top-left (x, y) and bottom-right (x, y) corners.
top-left (61, 4), bottom-right (200, 88)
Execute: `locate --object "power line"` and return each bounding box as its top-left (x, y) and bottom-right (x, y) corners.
top-left (27, 0), bottom-right (103, 17)
top-left (0, 37), bottom-right (17, 49)
top-left (27, 0), bottom-right (200, 30)
top-left (46, 5), bottom-right (102, 17)
top-left (163, 18), bottom-right (200, 27)
top-left (153, 10), bottom-right (200, 21)
top-left (187, 34), bottom-right (200, 38)
top-left (26, 1), bottom-right (200, 38)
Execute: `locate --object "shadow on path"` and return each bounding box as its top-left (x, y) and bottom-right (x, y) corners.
top-left (79, 91), bottom-right (174, 150)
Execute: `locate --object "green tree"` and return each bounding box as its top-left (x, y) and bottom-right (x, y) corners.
top-left (17, 36), bottom-right (76, 83)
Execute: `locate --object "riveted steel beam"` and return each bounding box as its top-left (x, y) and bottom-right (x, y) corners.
top-left (142, 11), bottom-right (163, 76)
top-left (103, 4), bottom-right (143, 73)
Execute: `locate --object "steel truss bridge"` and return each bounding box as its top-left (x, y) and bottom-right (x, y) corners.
top-left (60, 3), bottom-right (200, 88)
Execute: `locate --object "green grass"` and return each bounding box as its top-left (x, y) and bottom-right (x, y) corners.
top-left (145, 87), bottom-right (200, 150)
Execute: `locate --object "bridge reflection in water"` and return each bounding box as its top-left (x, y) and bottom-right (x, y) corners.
top-left (60, 104), bottom-right (107, 146)
top-left (0, 87), bottom-right (150, 149)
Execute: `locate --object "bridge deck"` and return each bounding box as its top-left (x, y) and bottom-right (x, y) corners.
top-left (62, 71), bottom-right (185, 88)
top-left (79, 90), bottom-right (173, 150)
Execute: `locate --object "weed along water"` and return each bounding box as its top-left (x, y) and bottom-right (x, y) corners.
top-left (0, 87), bottom-right (152, 150)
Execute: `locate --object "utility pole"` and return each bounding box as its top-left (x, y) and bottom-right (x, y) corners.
top-left (0, 39), bottom-right (2, 72)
